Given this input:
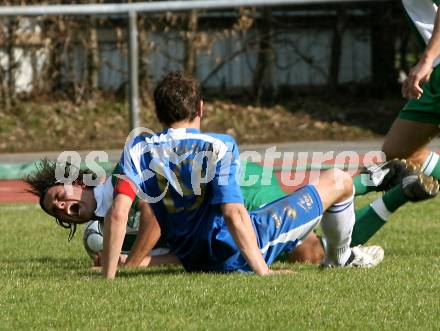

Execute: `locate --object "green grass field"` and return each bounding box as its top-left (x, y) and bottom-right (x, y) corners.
top-left (1, 196), bottom-right (439, 330)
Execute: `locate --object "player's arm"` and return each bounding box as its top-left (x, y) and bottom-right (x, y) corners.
top-left (138, 254), bottom-right (181, 267)
top-left (221, 202), bottom-right (270, 276)
top-left (422, 9), bottom-right (440, 65)
top-left (124, 200), bottom-right (161, 268)
top-left (404, 8), bottom-right (440, 99)
top-left (91, 252), bottom-right (180, 273)
top-left (102, 193), bottom-right (132, 279)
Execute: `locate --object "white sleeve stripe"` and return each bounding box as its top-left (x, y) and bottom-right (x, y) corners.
top-left (423, 152), bottom-right (439, 176)
top-left (422, 151), bottom-right (434, 173)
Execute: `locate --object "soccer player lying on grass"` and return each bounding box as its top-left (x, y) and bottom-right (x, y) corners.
top-left (24, 159), bottom-right (286, 267)
top-left (24, 155), bottom-right (439, 268)
top-left (82, 158), bottom-right (440, 266)
top-left (83, 158), bottom-right (440, 266)
top-left (100, 71), bottom-right (391, 278)
top-left (23, 160), bottom-right (179, 268)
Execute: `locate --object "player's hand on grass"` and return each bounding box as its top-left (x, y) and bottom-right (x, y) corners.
top-left (402, 58), bottom-right (433, 100)
top-left (268, 269), bottom-right (295, 275)
top-left (118, 254), bottom-right (128, 265)
top-left (93, 252), bottom-right (102, 266)
top-left (90, 253), bottom-right (127, 272)
top-left (88, 253), bottom-right (102, 272)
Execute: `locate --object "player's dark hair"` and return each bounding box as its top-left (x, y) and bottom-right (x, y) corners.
top-left (153, 71), bottom-right (202, 126)
top-left (23, 158), bottom-right (94, 241)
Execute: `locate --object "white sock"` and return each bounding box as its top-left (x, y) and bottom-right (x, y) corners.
top-left (321, 194), bottom-right (355, 266)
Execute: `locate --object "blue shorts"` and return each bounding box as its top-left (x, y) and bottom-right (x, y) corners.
top-left (238, 185), bottom-right (323, 271)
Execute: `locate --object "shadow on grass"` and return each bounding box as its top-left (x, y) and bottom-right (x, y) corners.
top-left (0, 256), bottom-right (89, 279)
top-left (1, 255), bottom-right (83, 266)
top-left (80, 266), bottom-right (185, 279)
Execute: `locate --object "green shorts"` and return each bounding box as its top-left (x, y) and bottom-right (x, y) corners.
top-left (400, 64), bottom-right (440, 125)
top-left (240, 161), bottom-right (286, 211)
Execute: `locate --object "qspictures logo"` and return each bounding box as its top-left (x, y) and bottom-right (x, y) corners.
top-left (54, 126), bottom-right (386, 203)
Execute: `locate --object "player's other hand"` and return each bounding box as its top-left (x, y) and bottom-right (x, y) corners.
top-left (118, 254), bottom-right (128, 265)
top-left (90, 252), bottom-right (127, 271)
top-left (402, 58), bottom-right (433, 100)
top-left (268, 269), bottom-right (295, 275)
top-left (90, 254), bottom-right (102, 272)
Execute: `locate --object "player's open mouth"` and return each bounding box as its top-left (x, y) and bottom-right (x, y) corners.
top-left (69, 203), bottom-right (80, 216)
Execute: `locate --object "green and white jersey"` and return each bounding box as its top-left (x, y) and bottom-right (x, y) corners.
top-left (83, 172), bottom-right (145, 258)
top-left (92, 171), bottom-right (140, 233)
top-left (402, 0), bottom-right (440, 66)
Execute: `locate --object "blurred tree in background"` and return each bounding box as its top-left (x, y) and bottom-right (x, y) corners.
top-left (0, 0), bottom-right (421, 110)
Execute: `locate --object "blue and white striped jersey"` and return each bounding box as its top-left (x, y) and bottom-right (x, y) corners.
top-left (117, 127), bottom-right (246, 272)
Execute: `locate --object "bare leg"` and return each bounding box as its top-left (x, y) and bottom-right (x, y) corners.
top-left (382, 118), bottom-right (440, 164)
top-left (149, 254), bottom-right (180, 266)
top-left (288, 232), bottom-right (324, 264)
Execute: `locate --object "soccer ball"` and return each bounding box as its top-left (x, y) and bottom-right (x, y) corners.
top-left (83, 220), bottom-right (104, 259)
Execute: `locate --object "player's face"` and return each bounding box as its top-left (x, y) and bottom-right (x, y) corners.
top-left (43, 184), bottom-right (95, 224)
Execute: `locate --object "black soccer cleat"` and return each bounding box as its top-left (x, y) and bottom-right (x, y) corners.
top-left (359, 159), bottom-right (410, 192)
top-left (400, 164), bottom-right (440, 202)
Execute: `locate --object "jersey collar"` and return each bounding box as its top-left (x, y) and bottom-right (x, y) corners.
top-left (165, 127), bottom-right (200, 134)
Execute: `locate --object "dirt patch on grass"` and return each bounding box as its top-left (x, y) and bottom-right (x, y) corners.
top-left (0, 94), bottom-right (405, 153)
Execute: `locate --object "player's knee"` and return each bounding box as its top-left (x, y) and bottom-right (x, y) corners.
top-left (382, 143), bottom-right (426, 165)
top-left (382, 146), bottom-right (405, 160)
top-left (327, 168), bottom-right (353, 195)
top-left (343, 171), bottom-right (354, 193)
top-left (288, 249), bottom-right (322, 264)
top-left (288, 235), bottom-right (325, 264)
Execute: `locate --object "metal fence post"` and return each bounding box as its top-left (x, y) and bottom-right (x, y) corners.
top-left (128, 10), bottom-right (140, 131)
